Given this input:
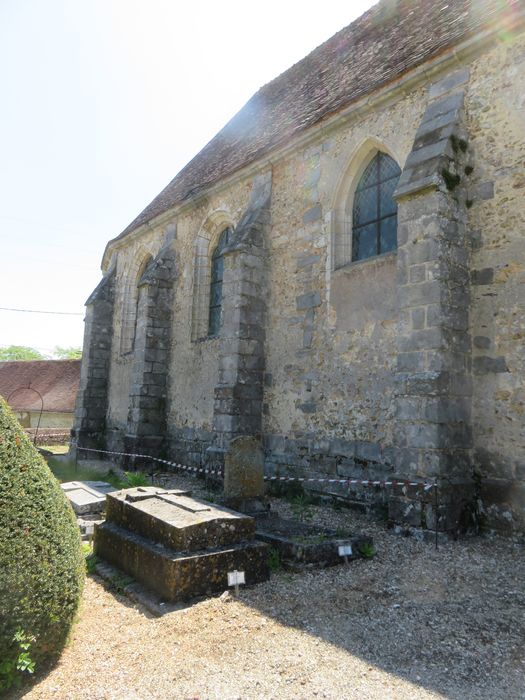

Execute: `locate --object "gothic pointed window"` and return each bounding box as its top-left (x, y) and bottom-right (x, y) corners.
top-left (352, 152), bottom-right (401, 262)
top-left (120, 254), bottom-right (152, 355)
top-left (208, 227), bottom-right (232, 337)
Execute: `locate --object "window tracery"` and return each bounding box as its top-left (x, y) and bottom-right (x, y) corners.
top-left (351, 152), bottom-right (401, 262)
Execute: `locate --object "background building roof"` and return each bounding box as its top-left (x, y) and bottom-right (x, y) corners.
top-left (112, 0), bottom-right (521, 243)
top-left (0, 359), bottom-right (81, 413)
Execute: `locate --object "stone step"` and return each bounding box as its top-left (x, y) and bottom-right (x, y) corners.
top-left (94, 521), bottom-right (269, 603)
top-left (106, 488), bottom-right (256, 552)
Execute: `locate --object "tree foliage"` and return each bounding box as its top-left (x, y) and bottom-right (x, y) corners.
top-left (0, 346), bottom-right (82, 361)
top-left (0, 397), bottom-right (84, 688)
top-left (53, 346), bottom-right (82, 360)
top-left (0, 346), bottom-right (45, 361)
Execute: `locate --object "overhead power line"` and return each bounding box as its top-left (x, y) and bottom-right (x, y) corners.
top-left (0, 307), bottom-right (83, 316)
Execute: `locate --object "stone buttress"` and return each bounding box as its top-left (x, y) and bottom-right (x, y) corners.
top-left (392, 69), bottom-right (475, 532)
top-left (71, 266), bottom-right (116, 457)
top-left (124, 243), bottom-right (178, 460)
top-left (207, 172), bottom-right (272, 468)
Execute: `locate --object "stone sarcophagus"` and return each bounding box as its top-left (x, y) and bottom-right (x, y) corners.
top-left (94, 487), bottom-right (269, 602)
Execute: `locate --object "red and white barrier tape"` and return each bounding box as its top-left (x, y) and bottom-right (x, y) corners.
top-left (76, 445), bottom-right (436, 491)
top-left (25, 431), bottom-right (70, 440)
top-left (76, 445), bottom-right (224, 478)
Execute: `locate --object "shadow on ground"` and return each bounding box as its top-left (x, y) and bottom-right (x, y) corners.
top-left (237, 525), bottom-right (525, 700)
top-left (17, 458), bottom-right (524, 700)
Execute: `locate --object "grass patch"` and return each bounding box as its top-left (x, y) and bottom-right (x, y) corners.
top-left (39, 444), bottom-right (69, 455)
top-left (82, 543), bottom-right (97, 575)
top-left (358, 542), bottom-right (376, 559)
top-left (46, 457), bottom-right (123, 489)
top-left (289, 492), bottom-right (322, 522)
top-left (46, 457), bottom-right (153, 491)
top-left (108, 572), bottom-right (134, 594)
top-left (267, 547), bottom-right (282, 572)
top-left (122, 471), bottom-right (150, 487)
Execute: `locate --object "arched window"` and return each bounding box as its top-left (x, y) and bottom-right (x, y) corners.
top-left (352, 152), bottom-right (401, 262)
top-left (191, 214), bottom-right (235, 342)
top-left (119, 254), bottom-right (152, 355)
top-left (208, 227), bottom-right (232, 337)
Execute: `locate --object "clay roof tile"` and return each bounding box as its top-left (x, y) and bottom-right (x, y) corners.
top-left (112, 0), bottom-right (522, 243)
top-left (0, 360), bottom-right (81, 413)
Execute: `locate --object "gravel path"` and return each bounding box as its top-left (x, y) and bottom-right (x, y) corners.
top-left (18, 466), bottom-right (525, 700)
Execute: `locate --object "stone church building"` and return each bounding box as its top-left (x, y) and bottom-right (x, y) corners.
top-left (73, 0), bottom-right (525, 536)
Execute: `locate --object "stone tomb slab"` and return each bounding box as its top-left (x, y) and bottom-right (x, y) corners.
top-left (105, 489), bottom-right (255, 552)
top-left (61, 482), bottom-right (190, 516)
top-left (94, 522), bottom-right (269, 603)
top-left (255, 515), bottom-right (374, 567)
top-left (95, 488), bottom-right (269, 603)
top-left (61, 481), bottom-right (116, 515)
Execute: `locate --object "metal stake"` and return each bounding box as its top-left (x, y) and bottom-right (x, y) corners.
top-left (434, 479), bottom-right (439, 550)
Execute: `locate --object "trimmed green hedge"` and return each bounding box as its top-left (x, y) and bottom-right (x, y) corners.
top-left (0, 397), bottom-right (84, 685)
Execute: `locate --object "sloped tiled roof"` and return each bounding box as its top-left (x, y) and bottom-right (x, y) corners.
top-left (114, 0), bottom-right (522, 242)
top-left (0, 360), bottom-right (81, 413)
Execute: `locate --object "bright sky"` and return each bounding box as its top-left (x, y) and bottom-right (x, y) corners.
top-left (0, 0), bottom-right (374, 354)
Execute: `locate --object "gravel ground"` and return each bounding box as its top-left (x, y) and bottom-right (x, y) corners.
top-left (17, 462), bottom-right (525, 700)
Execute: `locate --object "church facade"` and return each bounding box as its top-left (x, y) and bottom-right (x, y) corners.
top-left (73, 0), bottom-right (525, 536)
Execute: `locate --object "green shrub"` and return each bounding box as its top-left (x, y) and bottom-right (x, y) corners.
top-left (122, 470), bottom-right (150, 487)
top-left (358, 542), bottom-right (376, 559)
top-left (0, 397), bottom-right (85, 689)
top-left (0, 629), bottom-right (36, 692)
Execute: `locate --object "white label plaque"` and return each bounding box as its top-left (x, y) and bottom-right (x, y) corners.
top-left (338, 545), bottom-right (353, 557)
top-left (228, 570), bottom-right (246, 586)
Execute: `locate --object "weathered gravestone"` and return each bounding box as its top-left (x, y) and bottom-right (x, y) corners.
top-left (94, 486), bottom-right (269, 602)
top-left (61, 480), bottom-right (117, 515)
top-left (223, 435), bottom-right (267, 515)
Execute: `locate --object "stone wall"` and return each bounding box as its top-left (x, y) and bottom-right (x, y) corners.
top-left (71, 267), bottom-right (116, 454)
top-left (261, 90), bottom-right (424, 484)
top-left (77, 31), bottom-right (525, 536)
top-left (467, 34), bottom-right (525, 533)
top-left (212, 172), bottom-right (272, 457)
top-left (106, 236), bottom-right (160, 442)
top-left (14, 411), bottom-right (73, 430)
top-left (124, 242), bottom-right (177, 459)
top-left (165, 182), bottom-right (253, 462)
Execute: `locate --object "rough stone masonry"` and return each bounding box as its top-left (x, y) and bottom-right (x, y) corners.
top-left (72, 1), bottom-right (525, 537)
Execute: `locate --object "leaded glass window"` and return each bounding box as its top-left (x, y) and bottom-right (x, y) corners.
top-left (208, 227), bottom-right (232, 337)
top-left (352, 152), bottom-right (401, 262)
